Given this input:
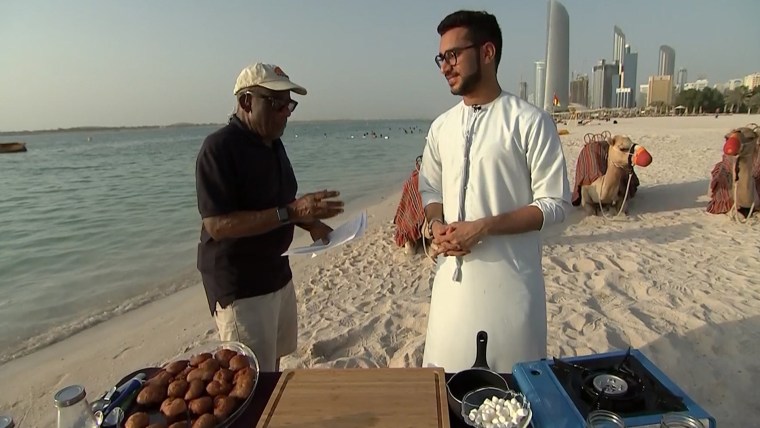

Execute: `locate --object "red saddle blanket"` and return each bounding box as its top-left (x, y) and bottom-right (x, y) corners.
top-left (707, 153), bottom-right (760, 214)
top-left (571, 140), bottom-right (640, 206)
top-left (393, 170), bottom-right (425, 247)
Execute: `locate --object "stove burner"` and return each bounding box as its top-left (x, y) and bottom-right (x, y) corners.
top-left (592, 374), bottom-right (628, 395)
top-left (550, 348), bottom-right (688, 418)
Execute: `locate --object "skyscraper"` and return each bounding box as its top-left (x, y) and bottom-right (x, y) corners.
top-left (570, 74), bottom-right (589, 107)
top-left (617, 44), bottom-right (638, 108)
top-left (658, 45), bottom-right (676, 77)
top-left (677, 68), bottom-right (688, 92)
top-left (535, 61), bottom-right (546, 109)
top-left (518, 81), bottom-right (528, 101)
top-left (543, 0), bottom-right (570, 111)
top-left (613, 26), bottom-right (625, 70)
top-left (591, 59), bottom-right (618, 109)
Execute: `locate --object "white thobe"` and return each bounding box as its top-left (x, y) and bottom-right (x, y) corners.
top-left (418, 91), bottom-right (571, 373)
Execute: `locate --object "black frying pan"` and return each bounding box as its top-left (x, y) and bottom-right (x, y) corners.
top-left (446, 331), bottom-right (509, 421)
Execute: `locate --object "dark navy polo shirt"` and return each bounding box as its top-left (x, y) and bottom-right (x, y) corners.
top-left (195, 115), bottom-right (298, 315)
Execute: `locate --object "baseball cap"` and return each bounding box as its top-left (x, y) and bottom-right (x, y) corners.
top-left (233, 63), bottom-right (307, 96)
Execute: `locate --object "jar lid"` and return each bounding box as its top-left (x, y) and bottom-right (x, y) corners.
top-left (54, 385), bottom-right (86, 407)
top-left (0, 416), bottom-right (14, 428)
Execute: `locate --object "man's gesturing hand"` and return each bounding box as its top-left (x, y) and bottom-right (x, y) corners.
top-left (288, 190), bottom-right (344, 223)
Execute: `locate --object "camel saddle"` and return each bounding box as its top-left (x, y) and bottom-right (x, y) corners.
top-left (706, 153), bottom-right (760, 215)
top-left (393, 168), bottom-right (425, 246)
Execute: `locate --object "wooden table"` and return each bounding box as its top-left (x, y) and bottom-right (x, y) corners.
top-left (232, 372), bottom-right (517, 428)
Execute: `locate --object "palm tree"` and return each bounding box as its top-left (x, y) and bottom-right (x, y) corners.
top-left (725, 86), bottom-right (748, 113)
top-left (748, 92), bottom-right (760, 114)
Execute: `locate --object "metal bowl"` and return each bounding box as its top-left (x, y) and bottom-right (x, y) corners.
top-left (461, 387), bottom-right (532, 428)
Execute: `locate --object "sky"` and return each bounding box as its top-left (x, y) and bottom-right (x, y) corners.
top-left (1, 0), bottom-right (758, 131)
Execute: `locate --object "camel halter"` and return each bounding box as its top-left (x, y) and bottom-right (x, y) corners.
top-left (598, 143), bottom-right (638, 219)
top-left (420, 220), bottom-right (438, 263)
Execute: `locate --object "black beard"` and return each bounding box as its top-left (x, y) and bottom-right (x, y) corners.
top-left (451, 62), bottom-right (482, 96)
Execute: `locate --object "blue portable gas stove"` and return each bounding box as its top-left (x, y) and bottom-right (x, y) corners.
top-left (512, 348), bottom-right (716, 428)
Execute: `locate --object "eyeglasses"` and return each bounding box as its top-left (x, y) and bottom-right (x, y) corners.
top-left (246, 92), bottom-right (298, 113)
top-left (434, 44), bottom-right (478, 68)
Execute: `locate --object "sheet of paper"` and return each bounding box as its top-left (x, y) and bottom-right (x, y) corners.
top-left (283, 210), bottom-right (367, 257)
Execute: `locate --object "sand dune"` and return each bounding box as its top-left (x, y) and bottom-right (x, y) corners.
top-left (1, 115), bottom-right (758, 427)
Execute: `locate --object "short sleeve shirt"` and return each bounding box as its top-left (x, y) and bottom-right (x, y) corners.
top-left (195, 115), bottom-right (298, 315)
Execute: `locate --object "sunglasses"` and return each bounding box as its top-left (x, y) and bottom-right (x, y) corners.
top-left (245, 92), bottom-right (298, 113)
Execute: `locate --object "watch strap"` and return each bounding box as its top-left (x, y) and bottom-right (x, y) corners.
top-left (276, 206), bottom-right (290, 224)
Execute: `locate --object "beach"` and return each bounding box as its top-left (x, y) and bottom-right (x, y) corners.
top-left (1, 115), bottom-right (758, 427)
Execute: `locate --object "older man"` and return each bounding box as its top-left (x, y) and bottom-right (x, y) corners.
top-left (419, 11), bottom-right (571, 373)
top-left (195, 63), bottom-right (344, 371)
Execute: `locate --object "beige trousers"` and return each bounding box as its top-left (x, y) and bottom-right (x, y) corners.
top-left (214, 281), bottom-right (297, 372)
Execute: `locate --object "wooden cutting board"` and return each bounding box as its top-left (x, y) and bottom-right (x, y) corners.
top-left (256, 367), bottom-right (450, 428)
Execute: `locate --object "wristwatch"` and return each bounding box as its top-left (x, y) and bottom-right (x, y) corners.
top-left (276, 206), bottom-right (290, 224)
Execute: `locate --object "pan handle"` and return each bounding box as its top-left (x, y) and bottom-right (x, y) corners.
top-left (472, 330), bottom-right (490, 369)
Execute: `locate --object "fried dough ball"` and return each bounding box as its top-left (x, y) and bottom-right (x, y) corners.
top-left (206, 380), bottom-right (233, 397)
top-left (188, 396), bottom-right (213, 415)
top-left (192, 414), bottom-right (216, 428)
top-left (160, 397), bottom-right (187, 419)
top-left (228, 355), bottom-right (249, 372)
top-left (184, 379), bottom-right (206, 401)
top-left (164, 360), bottom-right (189, 376)
top-left (198, 358), bottom-right (220, 372)
top-left (213, 395), bottom-right (238, 420)
top-left (186, 368), bottom-right (215, 383)
top-left (136, 384), bottom-right (167, 406)
top-left (214, 349), bottom-right (237, 369)
top-left (190, 353), bottom-right (213, 367)
top-left (229, 376), bottom-right (254, 400)
top-left (147, 370), bottom-right (174, 388)
top-left (213, 368), bottom-right (234, 384)
top-left (167, 379), bottom-right (189, 399)
top-left (233, 366), bottom-right (256, 385)
top-left (174, 365), bottom-right (194, 382)
top-left (125, 412), bottom-right (150, 428)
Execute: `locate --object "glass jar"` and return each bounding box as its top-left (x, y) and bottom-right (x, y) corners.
top-left (53, 385), bottom-right (99, 428)
top-left (586, 410), bottom-right (626, 428)
top-left (0, 415), bottom-right (14, 428)
top-left (660, 413), bottom-right (705, 428)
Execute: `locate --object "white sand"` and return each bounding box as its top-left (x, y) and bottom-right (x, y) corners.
top-left (2, 115), bottom-right (758, 427)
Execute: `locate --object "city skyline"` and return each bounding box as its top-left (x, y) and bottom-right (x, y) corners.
top-left (1, 0), bottom-right (758, 131)
top-left (525, 1), bottom-right (757, 111)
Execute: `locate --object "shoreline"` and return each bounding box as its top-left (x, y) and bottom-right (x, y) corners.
top-left (2, 116), bottom-right (759, 427)
top-left (0, 185), bottom-right (407, 427)
top-left (0, 180), bottom-right (407, 366)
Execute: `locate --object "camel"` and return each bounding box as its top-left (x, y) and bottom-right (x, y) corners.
top-left (707, 124), bottom-right (760, 222)
top-left (572, 133), bottom-right (653, 217)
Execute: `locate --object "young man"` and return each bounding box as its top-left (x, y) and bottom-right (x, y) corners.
top-left (195, 62), bottom-right (344, 371)
top-left (419, 11), bottom-right (571, 373)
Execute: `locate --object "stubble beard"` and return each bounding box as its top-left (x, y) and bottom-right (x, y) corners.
top-left (450, 62), bottom-right (483, 97)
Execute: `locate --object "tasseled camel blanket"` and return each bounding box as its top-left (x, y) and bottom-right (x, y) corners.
top-left (393, 169), bottom-right (425, 247)
top-left (706, 153), bottom-right (760, 214)
top-left (571, 139), bottom-right (640, 206)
